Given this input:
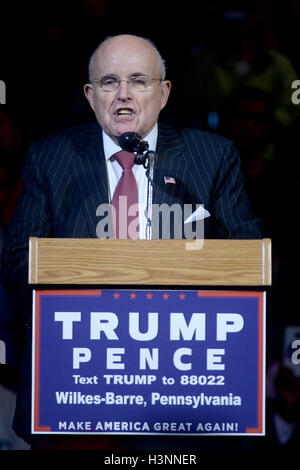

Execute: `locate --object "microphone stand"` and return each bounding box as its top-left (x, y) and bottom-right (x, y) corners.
top-left (134, 150), bottom-right (157, 240)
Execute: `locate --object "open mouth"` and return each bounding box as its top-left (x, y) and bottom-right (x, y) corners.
top-left (115, 108), bottom-right (135, 117)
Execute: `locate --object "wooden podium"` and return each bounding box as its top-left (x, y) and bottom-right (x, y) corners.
top-left (29, 238), bottom-right (271, 437)
top-left (28, 238), bottom-right (271, 286)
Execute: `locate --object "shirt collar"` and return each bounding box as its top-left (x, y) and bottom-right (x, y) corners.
top-left (103, 123), bottom-right (158, 161)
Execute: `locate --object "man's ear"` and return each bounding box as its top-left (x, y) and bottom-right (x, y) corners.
top-left (160, 80), bottom-right (171, 110)
top-left (83, 84), bottom-right (95, 111)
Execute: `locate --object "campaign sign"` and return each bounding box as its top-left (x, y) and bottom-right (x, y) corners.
top-left (32, 289), bottom-right (265, 435)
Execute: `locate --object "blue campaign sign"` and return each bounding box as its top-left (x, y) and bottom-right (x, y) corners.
top-left (32, 289), bottom-right (265, 435)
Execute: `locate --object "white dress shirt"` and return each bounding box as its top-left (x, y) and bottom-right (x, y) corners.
top-left (102, 124), bottom-right (158, 239)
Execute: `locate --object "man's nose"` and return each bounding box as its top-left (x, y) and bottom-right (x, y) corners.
top-left (116, 80), bottom-right (133, 101)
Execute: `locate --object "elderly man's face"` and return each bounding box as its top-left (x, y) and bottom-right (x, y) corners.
top-left (84, 36), bottom-right (171, 143)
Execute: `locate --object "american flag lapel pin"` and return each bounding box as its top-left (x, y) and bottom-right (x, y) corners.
top-left (164, 176), bottom-right (176, 184)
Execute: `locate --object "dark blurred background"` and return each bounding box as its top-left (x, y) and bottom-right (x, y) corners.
top-left (0, 0), bottom-right (299, 451)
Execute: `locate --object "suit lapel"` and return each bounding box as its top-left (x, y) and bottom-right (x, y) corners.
top-left (154, 124), bottom-right (189, 205)
top-left (71, 123), bottom-right (109, 237)
top-left (152, 124), bottom-right (190, 238)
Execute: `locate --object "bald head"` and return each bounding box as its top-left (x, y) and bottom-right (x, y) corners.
top-left (88, 34), bottom-right (166, 83)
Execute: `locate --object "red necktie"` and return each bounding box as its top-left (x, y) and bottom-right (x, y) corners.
top-left (111, 151), bottom-right (139, 239)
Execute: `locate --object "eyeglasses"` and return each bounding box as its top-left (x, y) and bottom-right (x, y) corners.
top-left (92, 75), bottom-right (163, 92)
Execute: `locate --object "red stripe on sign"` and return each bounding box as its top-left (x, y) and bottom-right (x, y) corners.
top-left (33, 291), bottom-right (51, 432)
top-left (246, 292), bottom-right (265, 434)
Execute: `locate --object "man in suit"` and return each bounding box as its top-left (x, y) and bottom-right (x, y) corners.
top-left (0, 34), bottom-right (262, 447)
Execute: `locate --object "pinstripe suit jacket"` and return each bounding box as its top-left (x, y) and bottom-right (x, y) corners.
top-left (1, 120), bottom-right (262, 309)
top-left (0, 120), bottom-right (262, 442)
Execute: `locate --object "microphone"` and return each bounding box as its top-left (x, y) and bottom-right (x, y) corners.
top-left (119, 132), bottom-right (149, 154)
